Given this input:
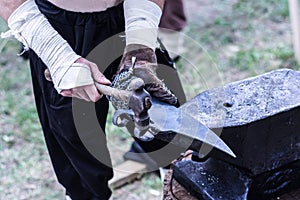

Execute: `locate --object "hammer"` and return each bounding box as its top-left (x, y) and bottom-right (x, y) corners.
top-left (44, 67), bottom-right (152, 131)
top-left (94, 79), bottom-right (152, 130)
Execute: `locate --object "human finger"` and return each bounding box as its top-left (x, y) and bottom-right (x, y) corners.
top-left (82, 84), bottom-right (103, 102)
top-left (72, 87), bottom-right (91, 102)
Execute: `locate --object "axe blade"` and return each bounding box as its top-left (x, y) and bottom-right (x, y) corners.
top-left (148, 99), bottom-right (236, 158)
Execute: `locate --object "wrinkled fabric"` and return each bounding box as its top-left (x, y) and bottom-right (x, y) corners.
top-left (2, 0), bottom-right (82, 93)
top-left (29, 0), bottom-right (125, 199)
top-left (124, 0), bottom-right (162, 49)
top-left (47, 0), bottom-right (123, 12)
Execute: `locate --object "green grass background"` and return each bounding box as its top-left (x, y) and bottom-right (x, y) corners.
top-left (0, 0), bottom-right (298, 199)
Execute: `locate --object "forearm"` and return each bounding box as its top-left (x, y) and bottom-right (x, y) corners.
top-left (0, 0), bottom-right (95, 93)
top-left (0, 0), bottom-right (26, 21)
top-left (116, 0), bottom-right (178, 111)
top-left (124, 0), bottom-right (165, 49)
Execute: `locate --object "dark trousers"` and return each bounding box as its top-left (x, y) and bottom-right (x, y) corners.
top-left (29, 0), bottom-right (125, 199)
top-left (29, 0), bottom-right (185, 199)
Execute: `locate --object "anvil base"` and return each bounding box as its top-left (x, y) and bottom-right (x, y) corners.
top-left (172, 158), bottom-right (300, 200)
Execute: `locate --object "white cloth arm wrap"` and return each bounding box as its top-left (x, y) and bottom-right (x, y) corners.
top-left (1, 0), bottom-right (93, 93)
top-left (124, 0), bottom-right (162, 50)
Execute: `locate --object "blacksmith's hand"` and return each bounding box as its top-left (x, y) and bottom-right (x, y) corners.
top-left (1, 0), bottom-right (111, 102)
top-left (60, 58), bottom-right (111, 102)
top-left (113, 0), bottom-right (178, 106)
top-left (117, 44), bottom-right (178, 106)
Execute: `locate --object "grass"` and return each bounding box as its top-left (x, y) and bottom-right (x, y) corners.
top-left (232, 0), bottom-right (289, 20)
top-left (229, 45), bottom-right (298, 74)
top-left (180, 0), bottom-right (298, 91)
top-left (0, 18), bottom-right (63, 199)
top-left (0, 0), bottom-right (299, 199)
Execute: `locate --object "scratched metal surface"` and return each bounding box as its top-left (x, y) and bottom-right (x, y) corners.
top-left (181, 68), bottom-right (300, 128)
top-left (150, 68), bottom-right (300, 176)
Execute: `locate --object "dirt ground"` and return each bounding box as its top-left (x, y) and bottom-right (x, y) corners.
top-left (0, 0), bottom-right (296, 200)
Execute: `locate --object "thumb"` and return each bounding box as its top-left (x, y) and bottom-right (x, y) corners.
top-left (89, 63), bottom-right (111, 85)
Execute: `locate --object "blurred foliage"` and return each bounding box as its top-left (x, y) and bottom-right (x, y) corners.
top-left (142, 174), bottom-right (162, 190)
top-left (0, 17), bottom-right (7, 31)
top-left (230, 45), bottom-right (298, 72)
top-left (0, 15), bottom-right (65, 199)
top-left (180, 0), bottom-right (299, 90)
top-left (232, 0), bottom-right (289, 20)
top-left (0, 0), bottom-right (300, 199)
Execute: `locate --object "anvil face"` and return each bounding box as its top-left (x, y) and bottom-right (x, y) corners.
top-left (191, 68), bottom-right (300, 175)
top-left (169, 69), bottom-right (300, 200)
